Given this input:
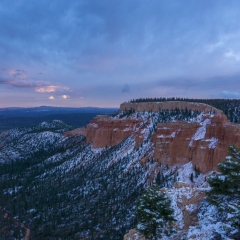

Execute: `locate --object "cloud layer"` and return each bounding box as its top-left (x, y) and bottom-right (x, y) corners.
top-left (1, 1), bottom-right (240, 107)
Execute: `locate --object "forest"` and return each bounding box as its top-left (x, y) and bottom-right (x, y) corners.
top-left (129, 98), bottom-right (240, 123)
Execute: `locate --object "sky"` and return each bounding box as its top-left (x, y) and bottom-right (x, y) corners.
top-left (1, 0), bottom-right (240, 108)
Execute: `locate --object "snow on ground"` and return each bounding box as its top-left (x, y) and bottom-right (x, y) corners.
top-left (153, 161), bottom-right (238, 240)
top-left (168, 162), bottom-right (210, 188)
top-left (176, 162), bottom-right (195, 185)
top-left (186, 200), bottom-right (234, 240)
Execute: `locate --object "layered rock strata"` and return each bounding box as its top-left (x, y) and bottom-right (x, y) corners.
top-left (69, 101), bottom-right (240, 173)
top-left (85, 116), bottom-right (144, 148)
top-left (151, 119), bottom-right (240, 173)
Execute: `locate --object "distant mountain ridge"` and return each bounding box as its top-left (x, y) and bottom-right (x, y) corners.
top-left (0, 106), bottom-right (118, 132)
top-left (0, 106), bottom-right (118, 117)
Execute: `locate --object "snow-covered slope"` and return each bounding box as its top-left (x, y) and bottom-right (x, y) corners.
top-left (0, 109), bottom-right (239, 239)
top-left (0, 120), bottom-right (73, 163)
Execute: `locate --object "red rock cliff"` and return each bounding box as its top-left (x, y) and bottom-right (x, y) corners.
top-left (71, 102), bottom-right (240, 173)
top-left (151, 119), bottom-right (240, 173)
top-left (85, 115), bottom-right (145, 148)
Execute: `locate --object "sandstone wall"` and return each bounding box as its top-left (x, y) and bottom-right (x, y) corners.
top-left (85, 116), bottom-right (145, 148)
top-left (151, 119), bottom-right (240, 173)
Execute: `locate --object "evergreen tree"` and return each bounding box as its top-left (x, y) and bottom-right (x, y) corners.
top-left (207, 145), bottom-right (240, 228)
top-left (136, 184), bottom-right (175, 239)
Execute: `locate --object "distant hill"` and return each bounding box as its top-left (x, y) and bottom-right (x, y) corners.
top-left (0, 106), bottom-right (118, 132)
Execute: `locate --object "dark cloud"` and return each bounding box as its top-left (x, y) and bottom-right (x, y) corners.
top-left (1, 1), bottom-right (240, 107)
top-left (0, 77), bottom-right (34, 88)
top-left (152, 72), bottom-right (240, 93)
top-left (2, 0), bottom-right (240, 68)
top-left (11, 69), bottom-right (26, 78)
top-left (122, 84), bottom-right (130, 93)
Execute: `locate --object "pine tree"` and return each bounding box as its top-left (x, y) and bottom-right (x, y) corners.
top-left (207, 145), bottom-right (240, 228)
top-left (136, 184), bottom-right (175, 239)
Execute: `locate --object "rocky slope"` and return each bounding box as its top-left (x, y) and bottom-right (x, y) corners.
top-left (124, 163), bottom-right (239, 240)
top-left (0, 101), bottom-right (239, 239)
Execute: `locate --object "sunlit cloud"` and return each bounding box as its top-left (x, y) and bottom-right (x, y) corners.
top-left (1, 79), bottom-right (70, 93)
top-left (35, 85), bottom-right (70, 93)
top-left (0, 68), bottom-right (70, 94)
top-left (49, 96), bottom-right (55, 100)
top-left (61, 95), bottom-right (69, 99)
top-left (0, 76), bottom-right (70, 94)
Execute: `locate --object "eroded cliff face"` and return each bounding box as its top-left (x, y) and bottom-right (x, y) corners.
top-left (85, 116), bottom-right (145, 148)
top-left (69, 102), bottom-right (240, 173)
top-left (151, 119), bottom-right (240, 173)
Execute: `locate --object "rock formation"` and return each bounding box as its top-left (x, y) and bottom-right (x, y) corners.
top-left (85, 116), bottom-right (144, 148)
top-left (69, 101), bottom-right (240, 173)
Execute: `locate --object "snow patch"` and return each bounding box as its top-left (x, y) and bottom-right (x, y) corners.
top-left (205, 137), bottom-right (219, 149)
top-left (89, 123), bottom-right (98, 128)
top-left (189, 119), bottom-right (211, 147)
